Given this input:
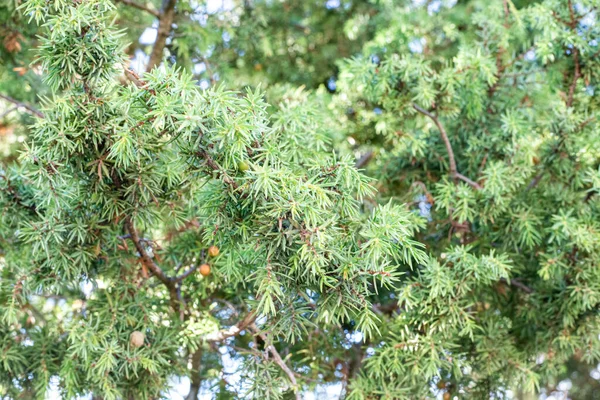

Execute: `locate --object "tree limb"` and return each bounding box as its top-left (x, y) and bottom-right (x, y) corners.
top-left (185, 348), bottom-right (203, 400)
top-left (147, 0), bottom-right (178, 72)
top-left (114, 0), bottom-right (160, 17)
top-left (412, 104), bottom-right (482, 190)
top-left (0, 94), bottom-right (44, 118)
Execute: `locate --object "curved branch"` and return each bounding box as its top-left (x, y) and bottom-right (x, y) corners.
top-left (173, 264), bottom-right (199, 282)
top-left (250, 324), bottom-right (300, 399)
top-left (124, 217), bottom-right (181, 312)
top-left (412, 104), bottom-right (482, 190)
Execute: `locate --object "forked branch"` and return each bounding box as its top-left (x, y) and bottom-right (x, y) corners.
top-left (412, 104), bottom-right (482, 190)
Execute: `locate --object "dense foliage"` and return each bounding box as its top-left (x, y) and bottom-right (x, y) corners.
top-left (0, 0), bottom-right (599, 399)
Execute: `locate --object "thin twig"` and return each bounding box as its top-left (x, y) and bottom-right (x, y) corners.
top-left (0, 94), bottom-right (44, 118)
top-left (196, 148), bottom-right (239, 190)
top-left (250, 324), bottom-right (300, 399)
top-left (500, 278), bottom-right (533, 294)
top-left (412, 104), bottom-right (482, 190)
top-left (173, 264), bottom-right (200, 282)
top-left (203, 311), bottom-right (257, 342)
top-left (455, 172), bottom-right (483, 190)
top-left (0, 106), bottom-right (17, 119)
top-left (124, 217), bottom-right (181, 313)
top-left (114, 0), bottom-right (160, 16)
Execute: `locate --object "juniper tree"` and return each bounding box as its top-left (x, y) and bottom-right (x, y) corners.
top-left (1, 0), bottom-right (600, 399)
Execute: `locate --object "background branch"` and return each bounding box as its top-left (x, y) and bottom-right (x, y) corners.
top-left (147, 0), bottom-right (178, 71)
top-left (114, 0), bottom-right (160, 16)
top-left (0, 93), bottom-right (44, 118)
top-left (203, 311), bottom-right (257, 342)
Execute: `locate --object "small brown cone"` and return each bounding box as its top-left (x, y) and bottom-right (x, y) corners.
top-left (208, 245), bottom-right (220, 257)
top-left (199, 263), bottom-right (211, 277)
top-left (130, 331), bottom-right (145, 348)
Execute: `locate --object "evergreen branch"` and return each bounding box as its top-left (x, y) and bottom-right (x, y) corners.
top-left (123, 68), bottom-right (240, 192)
top-left (114, 0), bottom-right (160, 17)
top-left (250, 324), bottom-right (300, 399)
top-left (147, 0), bottom-right (178, 72)
top-left (0, 93), bottom-right (44, 118)
top-left (0, 172), bottom-right (37, 213)
top-left (412, 104), bottom-right (482, 190)
top-left (203, 311), bottom-right (257, 342)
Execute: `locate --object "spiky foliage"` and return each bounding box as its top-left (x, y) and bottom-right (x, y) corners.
top-left (1, 0), bottom-right (600, 399)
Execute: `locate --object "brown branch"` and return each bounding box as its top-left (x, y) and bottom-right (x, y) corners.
top-left (173, 264), bottom-right (199, 282)
top-left (114, 0), bottom-right (160, 16)
top-left (250, 324), bottom-right (300, 399)
top-left (185, 348), bottom-right (203, 400)
top-left (355, 150), bottom-right (374, 169)
top-left (410, 180), bottom-right (434, 205)
top-left (147, 0), bottom-right (178, 72)
top-left (124, 217), bottom-right (181, 313)
top-left (502, 0), bottom-right (510, 26)
top-left (566, 47), bottom-right (581, 108)
top-left (526, 171), bottom-right (545, 190)
top-left (412, 104), bottom-right (482, 190)
top-left (455, 172), bottom-right (483, 190)
top-left (0, 94), bottom-right (44, 118)
top-left (500, 278), bottom-right (533, 294)
top-left (196, 148), bottom-right (239, 190)
top-left (203, 311), bottom-right (257, 342)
